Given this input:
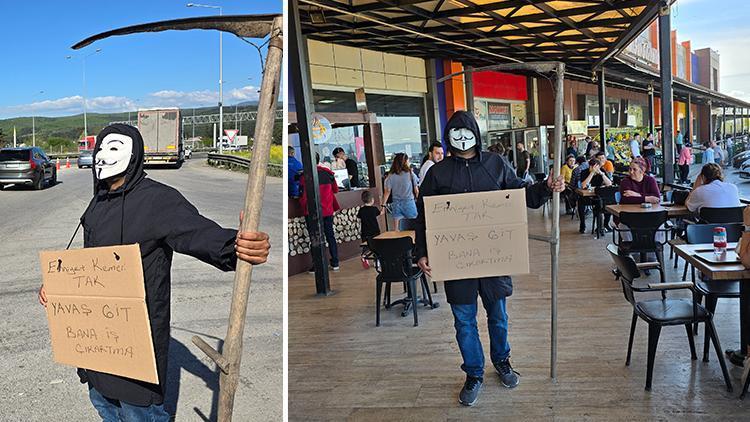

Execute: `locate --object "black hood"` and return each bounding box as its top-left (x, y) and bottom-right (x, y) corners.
top-left (91, 124), bottom-right (146, 194)
top-left (443, 110), bottom-right (482, 155)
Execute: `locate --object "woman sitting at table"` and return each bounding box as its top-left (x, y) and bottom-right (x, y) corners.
top-left (616, 158), bottom-right (665, 259)
top-left (619, 157), bottom-right (660, 205)
top-left (577, 158), bottom-right (612, 235)
top-left (685, 163), bottom-right (741, 213)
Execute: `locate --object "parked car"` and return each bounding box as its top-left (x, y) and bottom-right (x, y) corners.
top-left (0, 147), bottom-right (57, 190)
top-left (184, 147), bottom-right (192, 159)
top-left (77, 149), bottom-right (94, 168)
top-left (733, 150), bottom-right (750, 168)
top-left (740, 159), bottom-right (750, 179)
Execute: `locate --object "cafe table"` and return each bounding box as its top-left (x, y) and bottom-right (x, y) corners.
top-left (374, 230), bottom-right (415, 241)
top-left (671, 242), bottom-right (750, 397)
top-left (575, 187), bottom-right (597, 197)
top-left (605, 203), bottom-right (691, 219)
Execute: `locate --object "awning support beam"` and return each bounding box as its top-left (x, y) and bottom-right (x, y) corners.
top-left (291, 0), bottom-right (332, 296)
top-left (658, 2), bottom-right (675, 184)
top-left (598, 69), bottom-right (607, 151)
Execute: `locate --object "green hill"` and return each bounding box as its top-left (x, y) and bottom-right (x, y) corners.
top-left (0, 103), bottom-right (281, 153)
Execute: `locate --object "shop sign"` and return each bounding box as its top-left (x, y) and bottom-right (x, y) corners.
top-left (311, 114), bottom-right (333, 145)
top-left (511, 103), bottom-right (526, 129)
top-left (623, 33), bottom-right (658, 68)
top-left (488, 103), bottom-right (509, 118)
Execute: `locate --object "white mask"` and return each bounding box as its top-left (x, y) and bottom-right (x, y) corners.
top-left (95, 133), bottom-right (133, 180)
top-left (448, 127), bottom-right (476, 151)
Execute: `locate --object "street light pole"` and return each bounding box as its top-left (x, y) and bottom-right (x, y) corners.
top-left (67, 48), bottom-right (102, 138)
top-left (32, 90), bottom-right (44, 147)
top-left (187, 2), bottom-right (223, 152)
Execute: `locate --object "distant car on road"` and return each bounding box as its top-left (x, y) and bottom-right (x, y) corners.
top-left (77, 149), bottom-right (94, 168)
top-left (0, 147), bottom-right (57, 190)
top-left (184, 147), bottom-right (192, 159)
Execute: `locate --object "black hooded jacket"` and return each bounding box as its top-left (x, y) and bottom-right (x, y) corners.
top-left (79, 124), bottom-right (238, 405)
top-left (416, 111), bottom-right (551, 305)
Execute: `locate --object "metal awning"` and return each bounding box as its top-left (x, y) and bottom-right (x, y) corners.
top-left (298, 0), bottom-right (665, 73)
top-left (605, 56), bottom-right (750, 109)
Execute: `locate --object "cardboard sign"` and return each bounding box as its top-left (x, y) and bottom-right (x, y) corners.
top-left (424, 189), bottom-right (530, 281)
top-left (39, 244), bottom-right (158, 384)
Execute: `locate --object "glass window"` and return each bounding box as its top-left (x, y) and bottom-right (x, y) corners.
top-left (0, 150), bottom-right (30, 161)
top-left (289, 125), bottom-right (369, 188)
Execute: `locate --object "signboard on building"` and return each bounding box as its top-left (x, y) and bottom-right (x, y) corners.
top-left (623, 31), bottom-right (659, 69)
top-left (511, 103), bottom-right (527, 129)
top-left (423, 189), bottom-right (530, 281)
top-left (39, 244), bottom-right (158, 384)
top-left (566, 120), bottom-right (588, 136)
top-left (311, 114), bottom-right (333, 145)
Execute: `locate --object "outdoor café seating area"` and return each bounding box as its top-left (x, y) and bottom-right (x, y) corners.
top-left (289, 195), bottom-right (750, 419)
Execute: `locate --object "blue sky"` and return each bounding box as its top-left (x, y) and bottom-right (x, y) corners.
top-left (0, 0), bottom-right (280, 119)
top-left (671, 0), bottom-right (750, 101)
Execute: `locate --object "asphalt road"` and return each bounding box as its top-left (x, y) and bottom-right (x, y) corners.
top-left (0, 158), bottom-right (282, 421)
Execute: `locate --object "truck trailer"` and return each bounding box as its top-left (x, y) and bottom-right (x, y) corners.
top-left (137, 108), bottom-right (184, 168)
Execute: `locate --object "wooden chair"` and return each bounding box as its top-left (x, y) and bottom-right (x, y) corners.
top-left (607, 244), bottom-right (732, 392)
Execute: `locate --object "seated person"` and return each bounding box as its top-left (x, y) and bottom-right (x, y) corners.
top-left (595, 150), bottom-right (614, 178)
top-left (619, 157), bottom-right (660, 205)
top-left (561, 155), bottom-right (577, 214)
top-left (561, 154), bottom-right (577, 185)
top-left (577, 158), bottom-right (612, 235)
top-left (616, 157), bottom-right (665, 250)
top-left (685, 163), bottom-right (741, 213)
top-left (570, 156), bottom-right (588, 189)
top-left (357, 190), bottom-right (383, 269)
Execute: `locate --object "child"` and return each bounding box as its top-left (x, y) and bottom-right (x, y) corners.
top-left (357, 190), bottom-right (382, 268)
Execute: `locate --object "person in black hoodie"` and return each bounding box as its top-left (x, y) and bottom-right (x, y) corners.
top-left (416, 111), bottom-right (563, 407)
top-left (38, 124), bottom-right (271, 420)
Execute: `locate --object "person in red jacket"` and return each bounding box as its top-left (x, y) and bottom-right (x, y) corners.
top-left (299, 153), bottom-right (341, 271)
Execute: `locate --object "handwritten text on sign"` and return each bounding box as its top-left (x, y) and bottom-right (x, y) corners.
top-left (40, 244), bottom-right (158, 384)
top-left (424, 189), bottom-right (530, 281)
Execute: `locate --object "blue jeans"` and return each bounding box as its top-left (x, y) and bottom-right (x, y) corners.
top-left (306, 215), bottom-right (338, 266)
top-left (89, 387), bottom-right (171, 422)
top-left (450, 298), bottom-right (511, 379)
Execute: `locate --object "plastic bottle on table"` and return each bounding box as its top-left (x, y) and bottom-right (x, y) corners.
top-left (713, 226), bottom-right (727, 260)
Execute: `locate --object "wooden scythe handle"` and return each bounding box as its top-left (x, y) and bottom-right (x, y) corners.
top-left (191, 16), bottom-right (283, 422)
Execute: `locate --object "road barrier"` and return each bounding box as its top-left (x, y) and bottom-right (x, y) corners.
top-left (206, 153), bottom-right (282, 177)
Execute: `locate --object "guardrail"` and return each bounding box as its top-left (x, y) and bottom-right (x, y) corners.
top-left (49, 152), bottom-right (81, 159)
top-left (206, 153), bottom-right (282, 177)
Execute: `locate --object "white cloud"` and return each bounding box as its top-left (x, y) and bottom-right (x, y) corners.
top-left (0, 85), bottom-right (260, 119)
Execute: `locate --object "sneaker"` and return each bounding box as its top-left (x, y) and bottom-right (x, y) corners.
top-left (458, 376), bottom-right (483, 406)
top-left (494, 358), bottom-right (520, 388)
top-left (307, 267), bottom-right (315, 274)
top-left (330, 262), bottom-right (340, 271)
top-left (361, 256), bottom-right (370, 269)
top-left (727, 349), bottom-right (746, 367)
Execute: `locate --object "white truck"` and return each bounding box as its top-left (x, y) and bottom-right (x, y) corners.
top-left (137, 108), bottom-right (184, 168)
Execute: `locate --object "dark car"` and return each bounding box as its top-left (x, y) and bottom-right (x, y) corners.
top-left (0, 147), bottom-right (57, 190)
top-left (77, 149), bottom-right (94, 168)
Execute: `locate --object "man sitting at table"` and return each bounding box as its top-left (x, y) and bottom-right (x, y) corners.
top-left (595, 150), bottom-right (614, 178)
top-left (415, 110), bottom-right (564, 407)
top-left (578, 157), bottom-right (613, 236)
top-left (685, 163), bottom-right (741, 213)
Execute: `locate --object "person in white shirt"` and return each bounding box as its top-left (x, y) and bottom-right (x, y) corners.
top-left (630, 133), bottom-right (641, 158)
top-left (685, 163), bottom-right (741, 213)
top-left (703, 141), bottom-right (715, 165)
top-left (418, 141), bottom-right (444, 186)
